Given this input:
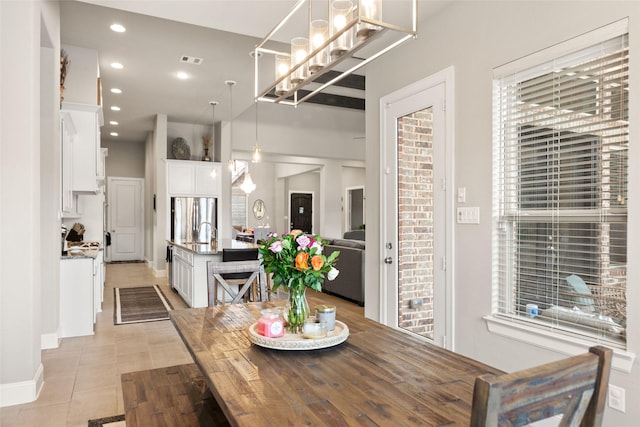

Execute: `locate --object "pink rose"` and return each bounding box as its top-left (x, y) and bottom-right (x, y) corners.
top-left (296, 234), bottom-right (311, 250)
top-left (269, 241), bottom-right (283, 253)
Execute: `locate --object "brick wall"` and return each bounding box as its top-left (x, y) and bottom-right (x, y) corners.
top-left (397, 108), bottom-right (435, 338)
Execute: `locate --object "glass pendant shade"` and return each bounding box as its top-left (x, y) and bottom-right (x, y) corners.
top-left (308, 20), bottom-right (329, 74)
top-left (329, 0), bottom-right (354, 60)
top-left (356, 0), bottom-right (382, 40)
top-left (275, 54), bottom-right (292, 96)
top-left (290, 37), bottom-right (309, 85)
top-left (252, 145), bottom-right (262, 163)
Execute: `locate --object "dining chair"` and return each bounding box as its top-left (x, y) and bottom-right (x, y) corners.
top-left (470, 345), bottom-right (612, 427)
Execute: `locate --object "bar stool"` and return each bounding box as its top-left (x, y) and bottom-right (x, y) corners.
top-left (206, 249), bottom-right (267, 306)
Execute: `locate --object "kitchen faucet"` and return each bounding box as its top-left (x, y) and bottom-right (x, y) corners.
top-left (198, 221), bottom-right (217, 247)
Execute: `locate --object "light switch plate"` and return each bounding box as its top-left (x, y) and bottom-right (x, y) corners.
top-left (608, 384), bottom-right (625, 412)
top-left (457, 207), bottom-right (480, 224)
top-left (457, 187), bottom-right (466, 203)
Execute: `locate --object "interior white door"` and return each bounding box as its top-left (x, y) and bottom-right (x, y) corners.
top-left (108, 177), bottom-right (144, 261)
top-left (380, 76), bottom-right (452, 349)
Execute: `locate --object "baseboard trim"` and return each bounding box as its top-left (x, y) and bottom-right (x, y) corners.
top-left (0, 363), bottom-right (44, 407)
top-left (41, 331), bottom-right (60, 350)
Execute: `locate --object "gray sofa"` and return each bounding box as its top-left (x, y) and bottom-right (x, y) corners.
top-left (322, 238), bottom-right (365, 306)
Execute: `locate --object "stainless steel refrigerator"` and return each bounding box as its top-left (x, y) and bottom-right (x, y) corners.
top-left (170, 197), bottom-right (218, 243)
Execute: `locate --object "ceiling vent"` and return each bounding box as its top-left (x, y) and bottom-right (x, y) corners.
top-left (180, 55), bottom-right (203, 65)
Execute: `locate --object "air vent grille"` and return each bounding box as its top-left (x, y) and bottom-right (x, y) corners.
top-left (180, 55), bottom-right (203, 65)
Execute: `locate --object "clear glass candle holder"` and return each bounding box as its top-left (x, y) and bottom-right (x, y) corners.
top-left (302, 317), bottom-right (328, 339)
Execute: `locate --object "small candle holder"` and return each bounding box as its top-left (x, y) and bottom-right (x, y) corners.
top-left (302, 317), bottom-right (328, 339)
top-left (315, 305), bottom-right (336, 331)
top-left (257, 308), bottom-right (285, 338)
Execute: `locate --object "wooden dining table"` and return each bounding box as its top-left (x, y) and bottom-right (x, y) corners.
top-left (170, 293), bottom-right (503, 426)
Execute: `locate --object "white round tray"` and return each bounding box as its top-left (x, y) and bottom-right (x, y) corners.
top-left (248, 320), bottom-right (349, 350)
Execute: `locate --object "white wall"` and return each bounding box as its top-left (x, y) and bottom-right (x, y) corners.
top-left (167, 121), bottom-right (214, 162)
top-left (103, 140), bottom-right (145, 178)
top-left (364, 1), bottom-right (639, 425)
top-left (60, 44), bottom-right (98, 106)
top-left (1, 0), bottom-right (60, 406)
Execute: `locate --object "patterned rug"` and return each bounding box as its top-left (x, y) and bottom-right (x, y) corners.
top-left (114, 285), bottom-right (173, 325)
top-left (88, 414), bottom-right (125, 426)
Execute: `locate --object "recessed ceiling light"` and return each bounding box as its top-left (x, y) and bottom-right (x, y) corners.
top-left (110, 132), bottom-right (119, 137)
top-left (109, 121), bottom-right (119, 125)
top-left (110, 23), bottom-right (126, 33)
top-left (110, 106), bottom-right (121, 111)
top-left (110, 88), bottom-right (122, 94)
top-left (111, 62), bottom-right (123, 69)
top-left (176, 71), bottom-right (190, 80)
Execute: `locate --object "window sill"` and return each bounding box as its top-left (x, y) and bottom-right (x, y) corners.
top-left (484, 315), bottom-right (635, 373)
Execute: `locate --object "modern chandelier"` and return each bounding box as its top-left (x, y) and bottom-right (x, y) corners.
top-left (254, 0), bottom-right (417, 107)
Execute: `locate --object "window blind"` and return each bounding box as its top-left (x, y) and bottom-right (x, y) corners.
top-left (493, 27), bottom-right (628, 348)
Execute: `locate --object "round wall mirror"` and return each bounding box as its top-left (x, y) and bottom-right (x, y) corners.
top-left (252, 199), bottom-right (266, 220)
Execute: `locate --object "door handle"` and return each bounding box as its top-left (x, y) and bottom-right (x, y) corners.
top-left (384, 257), bottom-right (393, 264)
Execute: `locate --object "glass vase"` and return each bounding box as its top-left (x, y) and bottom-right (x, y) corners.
top-left (286, 286), bottom-right (310, 334)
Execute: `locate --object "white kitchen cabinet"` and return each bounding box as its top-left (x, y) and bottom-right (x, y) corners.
top-left (61, 102), bottom-right (102, 194)
top-left (166, 160), bottom-right (221, 197)
top-left (172, 246), bottom-right (194, 307)
top-left (194, 162), bottom-right (222, 196)
top-left (60, 258), bottom-right (94, 337)
top-left (93, 250), bottom-right (104, 322)
top-left (60, 112), bottom-right (75, 214)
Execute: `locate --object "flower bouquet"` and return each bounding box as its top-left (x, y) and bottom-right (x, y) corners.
top-left (258, 230), bottom-right (340, 333)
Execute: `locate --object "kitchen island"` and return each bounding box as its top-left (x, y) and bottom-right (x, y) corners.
top-left (170, 239), bottom-right (258, 308)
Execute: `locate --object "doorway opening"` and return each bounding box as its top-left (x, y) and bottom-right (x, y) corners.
top-left (290, 192), bottom-right (313, 233)
top-left (345, 186), bottom-right (365, 233)
top-left (380, 68), bottom-right (454, 349)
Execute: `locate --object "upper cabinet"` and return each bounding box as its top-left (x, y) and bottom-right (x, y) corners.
top-left (167, 160), bottom-right (222, 197)
top-left (61, 102), bottom-right (102, 194)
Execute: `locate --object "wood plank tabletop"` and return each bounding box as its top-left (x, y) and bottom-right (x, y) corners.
top-left (170, 292), bottom-right (502, 426)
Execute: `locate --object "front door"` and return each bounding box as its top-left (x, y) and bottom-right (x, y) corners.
top-left (107, 177), bottom-right (144, 261)
top-left (381, 72), bottom-right (453, 349)
top-left (290, 193), bottom-right (313, 233)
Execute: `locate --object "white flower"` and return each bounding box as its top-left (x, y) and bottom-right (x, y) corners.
top-left (327, 267), bottom-right (339, 281)
top-left (311, 241), bottom-right (323, 253)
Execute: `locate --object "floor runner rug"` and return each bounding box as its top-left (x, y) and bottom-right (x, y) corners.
top-left (88, 414), bottom-right (125, 426)
top-left (114, 285), bottom-right (172, 325)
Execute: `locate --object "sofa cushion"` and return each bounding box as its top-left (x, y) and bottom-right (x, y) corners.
top-left (329, 239), bottom-right (365, 250)
top-left (343, 230), bottom-right (365, 240)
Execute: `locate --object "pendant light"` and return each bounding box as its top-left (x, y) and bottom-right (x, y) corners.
top-left (209, 100), bottom-right (218, 178)
top-left (252, 101), bottom-right (261, 163)
top-left (226, 80), bottom-right (256, 194)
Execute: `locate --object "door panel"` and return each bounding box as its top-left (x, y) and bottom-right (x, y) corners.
top-left (108, 177), bottom-right (144, 261)
top-left (290, 193), bottom-right (313, 233)
top-left (381, 81), bottom-right (449, 347)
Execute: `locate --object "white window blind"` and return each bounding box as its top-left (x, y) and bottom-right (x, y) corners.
top-left (231, 187), bottom-right (248, 229)
top-left (493, 26), bottom-right (628, 348)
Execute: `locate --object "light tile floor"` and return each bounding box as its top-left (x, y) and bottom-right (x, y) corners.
top-left (0, 262), bottom-right (191, 427)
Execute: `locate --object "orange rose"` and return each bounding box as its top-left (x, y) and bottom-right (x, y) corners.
top-left (290, 229), bottom-right (303, 238)
top-left (311, 255), bottom-right (324, 271)
top-left (295, 252), bottom-right (309, 270)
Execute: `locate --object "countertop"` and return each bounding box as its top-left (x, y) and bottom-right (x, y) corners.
top-left (61, 248), bottom-right (102, 260)
top-left (170, 238), bottom-right (258, 255)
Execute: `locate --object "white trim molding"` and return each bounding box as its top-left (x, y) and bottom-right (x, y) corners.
top-left (0, 363), bottom-right (44, 407)
top-left (40, 331), bottom-right (60, 350)
top-left (485, 315), bottom-right (635, 373)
